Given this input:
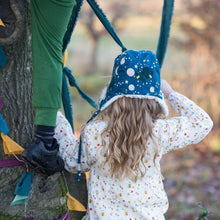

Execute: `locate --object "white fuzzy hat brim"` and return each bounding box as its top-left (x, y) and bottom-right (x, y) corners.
top-left (100, 93), bottom-right (169, 117)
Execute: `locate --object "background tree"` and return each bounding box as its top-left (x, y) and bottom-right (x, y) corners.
top-left (79, 1), bottom-right (129, 73)
top-left (79, 0), bottom-right (158, 73)
top-left (172, 0), bottom-right (220, 131)
top-left (175, 0), bottom-right (220, 59)
top-left (0, 0), bottom-right (87, 219)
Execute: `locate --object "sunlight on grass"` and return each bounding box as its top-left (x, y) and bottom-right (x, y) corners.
top-left (209, 136), bottom-right (220, 152)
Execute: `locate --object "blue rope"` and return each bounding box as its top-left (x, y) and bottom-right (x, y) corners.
top-left (62, 0), bottom-right (85, 131)
top-left (62, 73), bottom-right (74, 132)
top-left (61, 67), bottom-right (98, 134)
top-left (77, 109), bottom-right (100, 181)
top-left (87, 0), bottom-right (127, 52)
top-left (62, 0), bottom-right (85, 53)
top-left (63, 67), bottom-right (98, 109)
top-left (62, 0), bottom-right (126, 134)
top-left (156, 0), bottom-right (175, 68)
top-left (61, 0), bottom-right (175, 181)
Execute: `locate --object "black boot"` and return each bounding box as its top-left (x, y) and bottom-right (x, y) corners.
top-left (22, 138), bottom-right (64, 175)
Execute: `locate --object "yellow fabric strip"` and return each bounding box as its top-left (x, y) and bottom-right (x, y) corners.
top-left (85, 171), bottom-right (90, 184)
top-left (0, 19), bottom-right (5, 27)
top-left (63, 50), bottom-right (68, 65)
top-left (1, 133), bottom-right (24, 155)
top-left (66, 192), bottom-right (86, 212)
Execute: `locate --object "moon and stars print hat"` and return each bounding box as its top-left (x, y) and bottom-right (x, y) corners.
top-left (98, 49), bottom-right (169, 117)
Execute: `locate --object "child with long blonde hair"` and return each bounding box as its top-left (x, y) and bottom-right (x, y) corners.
top-left (55, 50), bottom-right (213, 219)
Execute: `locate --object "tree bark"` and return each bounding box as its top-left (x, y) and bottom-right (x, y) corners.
top-left (0, 1), bottom-right (87, 219)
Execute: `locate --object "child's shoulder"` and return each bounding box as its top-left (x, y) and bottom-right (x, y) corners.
top-left (83, 120), bottom-right (107, 135)
top-left (153, 118), bottom-right (168, 135)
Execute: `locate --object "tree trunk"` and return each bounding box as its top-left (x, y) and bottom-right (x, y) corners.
top-left (0, 1), bottom-right (87, 219)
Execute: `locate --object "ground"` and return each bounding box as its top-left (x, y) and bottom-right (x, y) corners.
top-left (162, 142), bottom-right (220, 220)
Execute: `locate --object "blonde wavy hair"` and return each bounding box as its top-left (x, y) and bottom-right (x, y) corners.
top-left (95, 97), bottom-right (164, 182)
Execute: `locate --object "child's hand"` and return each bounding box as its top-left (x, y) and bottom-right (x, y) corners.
top-left (161, 79), bottom-right (174, 98)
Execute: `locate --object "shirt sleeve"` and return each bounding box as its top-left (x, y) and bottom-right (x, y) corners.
top-left (157, 92), bottom-right (213, 155)
top-left (54, 111), bottom-right (92, 172)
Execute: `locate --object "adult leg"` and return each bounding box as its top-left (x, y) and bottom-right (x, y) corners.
top-left (22, 0), bottom-right (76, 174)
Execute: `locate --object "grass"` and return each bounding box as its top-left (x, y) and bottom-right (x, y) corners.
top-left (0, 212), bottom-right (22, 220)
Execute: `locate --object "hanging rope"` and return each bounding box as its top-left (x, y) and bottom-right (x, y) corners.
top-left (86, 0), bottom-right (127, 52)
top-left (62, 67), bottom-right (98, 132)
top-left (62, 73), bottom-right (74, 132)
top-left (156, 0), bottom-right (175, 68)
top-left (77, 1), bottom-right (175, 181)
top-left (64, 67), bottom-right (98, 109)
top-left (61, 1), bottom-right (175, 180)
top-left (61, 0), bottom-right (126, 129)
top-left (62, 0), bottom-right (85, 53)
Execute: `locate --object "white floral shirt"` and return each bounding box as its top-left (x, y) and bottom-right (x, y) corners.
top-left (54, 92), bottom-right (213, 220)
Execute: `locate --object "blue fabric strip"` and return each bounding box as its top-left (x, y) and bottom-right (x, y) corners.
top-left (14, 172), bottom-right (33, 196)
top-left (0, 44), bottom-right (7, 68)
top-left (0, 113), bottom-right (9, 135)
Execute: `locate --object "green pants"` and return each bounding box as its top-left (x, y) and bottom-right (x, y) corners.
top-left (31, 0), bottom-right (76, 126)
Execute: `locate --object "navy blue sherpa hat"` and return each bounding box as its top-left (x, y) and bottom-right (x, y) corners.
top-left (99, 50), bottom-right (168, 116)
